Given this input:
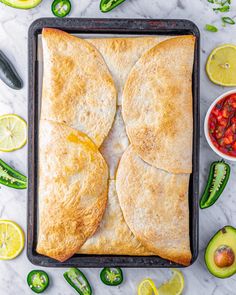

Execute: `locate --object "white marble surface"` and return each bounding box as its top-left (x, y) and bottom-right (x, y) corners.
top-left (1, 0), bottom-right (236, 294)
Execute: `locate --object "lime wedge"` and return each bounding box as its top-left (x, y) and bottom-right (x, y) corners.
top-left (138, 278), bottom-right (159, 295)
top-left (0, 220), bottom-right (25, 260)
top-left (0, 114), bottom-right (27, 152)
top-left (206, 44), bottom-right (236, 86)
top-left (158, 270), bottom-right (184, 295)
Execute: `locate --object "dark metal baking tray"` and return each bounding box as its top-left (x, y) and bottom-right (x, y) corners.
top-left (28, 18), bottom-right (200, 268)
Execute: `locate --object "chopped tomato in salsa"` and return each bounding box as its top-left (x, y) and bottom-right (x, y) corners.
top-left (209, 93), bottom-right (236, 157)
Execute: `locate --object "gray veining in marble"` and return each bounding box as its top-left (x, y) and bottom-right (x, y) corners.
top-left (1, 0), bottom-right (236, 294)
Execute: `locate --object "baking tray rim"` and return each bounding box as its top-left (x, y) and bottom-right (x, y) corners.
top-left (27, 17), bottom-right (200, 268)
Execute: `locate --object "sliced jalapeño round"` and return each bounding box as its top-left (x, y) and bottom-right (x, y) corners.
top-left (100, 267), bottom-right (123, 286)
top-left (51, 0), bottom-right (71, 18)
top-left (27, 270), bottom-right (49, 293)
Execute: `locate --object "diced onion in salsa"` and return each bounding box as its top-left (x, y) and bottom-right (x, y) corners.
top-left (208, 93), bottom-right (236, 157)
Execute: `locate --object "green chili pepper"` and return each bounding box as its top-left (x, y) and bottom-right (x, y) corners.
top-left (100, 0), bottom-right (126, 13)
top-left (222, 16), bottom-right (235, 24)
top-left (100, 267), bottom-right (123, 286)
top-left (0, 158), bottom-right (27, 189)
top-left (205, 24), bottom-right (218, 32)
top-left (213, 5), bottom-right (230, 12)
top-left (27, 270), bottom-right (49, 293)
top-left (0, 50), bottom-right (23, 90)
top-left (200, 160), bottom-right (230, 209)
top-left (63, 268), bottom-right (92, 295)
top-left (51, 0), bottom-right (71, 18)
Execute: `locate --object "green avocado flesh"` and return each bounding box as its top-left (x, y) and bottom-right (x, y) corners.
top-left (205, 226), bottom-right (236, 278)
top-left (0, 0), bottom-right (42, 9)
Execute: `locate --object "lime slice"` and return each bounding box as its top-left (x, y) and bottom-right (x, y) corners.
top-left (206, 44), bottom-right (236, 86)
top-left (0, 114), bottom-right (27, 152)
top-left (138, 278), bottom-right (159, 295)
top-left (158, 270), bottom-right (184, 295)
top-left (0, 220), bottom-right (25, 260)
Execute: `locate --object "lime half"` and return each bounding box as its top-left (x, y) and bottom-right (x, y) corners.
top-left (158, 270), bottom-right (184, 295)
top-left (0, 114), bottom-right (27, 152)
top-left (0, 220), bottom-right (25, 260)
top-left (138, 278), bottom-right (159, 295)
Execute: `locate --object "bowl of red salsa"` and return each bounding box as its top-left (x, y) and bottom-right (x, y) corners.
top-left (205, 90), bottom-right (236, 160)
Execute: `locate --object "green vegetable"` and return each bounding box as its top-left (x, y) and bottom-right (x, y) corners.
top-left (0, 158), bottom-right (27, 189)
top-left (222, 16), bottom-right (235, 24)
top-left (63, 268), bottom-right (92, 295)
top-left (213, 5), bottom-right (230, 12)
top-left (0, 50), bottom-right (23, 90)
top-left (27, 270), bottom-right (49, 293)
top-left (200, 160), bottom-right (230, 209)
top-left (100, 268), bottom-right (123, 286)
top-left (206, 0), bottom-right (234, 30)
top-left (212, 0), bottom-right (231, 5)
top-left (222, 0), bottom-right (231, 4)
top-left (207, 0), bottom-right (231, 5)
top-left (100, 0), bottom-right (126, 13)
top-left (51, 0), bottom-right (71, 17)
top-left (205, 24), bottom-right (218, 32)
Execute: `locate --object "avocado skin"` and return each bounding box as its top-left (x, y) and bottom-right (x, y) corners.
top-left (205, 226), bottom-right (236, 279)
top-left (0, 0), bottom-right (42, 9)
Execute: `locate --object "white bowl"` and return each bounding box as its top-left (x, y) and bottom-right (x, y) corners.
top-left (204, 89), bottom-right (236, 161)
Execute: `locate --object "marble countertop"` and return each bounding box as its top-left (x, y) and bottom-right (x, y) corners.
top-left (1, 0), bottom-right (236, 294)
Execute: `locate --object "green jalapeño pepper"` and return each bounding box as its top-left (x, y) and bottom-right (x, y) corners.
top-left (63, 268), bottom-right (92, 295)
top-left (51, 0), bottom-right (71, 18)
top-left (100, 267), bottom-right (123, 286)
top-left (27, 270), bottom-right (49, 293)
top-left (200, 160), bottom-right (230, 209)
top-left (100, 0), bottom-right (127, 13)
top-left (0, 158), bottom-right (27, 189)
top-left (0, 50), bottom-right (23, 90)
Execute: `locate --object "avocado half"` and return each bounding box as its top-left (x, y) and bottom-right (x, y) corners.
top-left (0, 0), bottom-right (42, 9)
top-left (205, 226), bottom-right (236, 279)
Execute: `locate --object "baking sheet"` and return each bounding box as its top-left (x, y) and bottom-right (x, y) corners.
top-left (28, 18), bottom-right (200, 268)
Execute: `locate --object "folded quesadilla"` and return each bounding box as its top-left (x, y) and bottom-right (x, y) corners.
top-left (37, 120), bottom-right (108, 262)
top-left (116, 146), bottom-right (192, 266)
top-left (41, 28), bottom-right (117, 147)
top-left (122, 36), bottom-right (195, 174)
